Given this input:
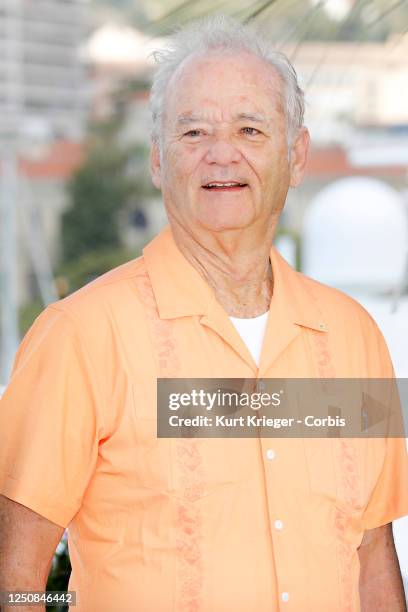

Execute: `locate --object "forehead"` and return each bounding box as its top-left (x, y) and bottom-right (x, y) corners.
top-left (164, 50), bottom-right (284, 122)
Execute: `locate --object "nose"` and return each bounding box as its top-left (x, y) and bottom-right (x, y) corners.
top-left (204, 137), bottom-right (242, 166)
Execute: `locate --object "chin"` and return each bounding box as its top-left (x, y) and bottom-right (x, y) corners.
top-left (196, 214), bottom-right (254, 232)
top-left (195, 202), bottom-right (255, 232)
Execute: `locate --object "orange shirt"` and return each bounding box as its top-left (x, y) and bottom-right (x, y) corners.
top-left (1, 224), bottom-right (408, 612)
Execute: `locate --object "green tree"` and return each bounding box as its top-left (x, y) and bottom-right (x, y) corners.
top-left (60, 72), bottom-right (156, 269)
top-left (62, 118), bottom-right (136, 263)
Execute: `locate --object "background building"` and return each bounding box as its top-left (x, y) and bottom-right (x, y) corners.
top-left (0, 0), bottom-right (88, 380)
top-left (0, 0), bottom-right (88, 139)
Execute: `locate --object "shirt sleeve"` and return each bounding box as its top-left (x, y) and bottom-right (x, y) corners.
top-left (361, 314), bottom-right (408, 530)
top-left (362, 436), bottom-right (408, 530)
top-left (0, 305), bottom-right (104, 528)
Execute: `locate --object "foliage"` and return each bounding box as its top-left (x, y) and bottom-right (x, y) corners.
top-left (61, 116), bottom-right (147, 264)
top-left (58, 245), bottom-right (141, 293)
top-left (46, 534), bottom-right (71, 612)
top-left (90, 0), bottom-right (408, 42)
top-left (62, 158), bottom-right (122, 261)
top-left (19, 299), bottom-right (44, 336)
top-left (61, 57), bottom-right (157, 264)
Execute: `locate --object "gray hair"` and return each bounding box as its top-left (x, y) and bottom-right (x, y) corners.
top-left (149, 14), bottom-right (305, 150)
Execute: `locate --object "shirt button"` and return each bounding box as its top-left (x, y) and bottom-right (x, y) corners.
top-left (274, 519), bottom-right (283, 530)
top-left (266, 448), bottom-right (276, 460)
top-left (281, 592), bottom-right (289, 602)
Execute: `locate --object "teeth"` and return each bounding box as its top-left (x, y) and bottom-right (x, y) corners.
top-left (205, 182), bottom-right (244, 188)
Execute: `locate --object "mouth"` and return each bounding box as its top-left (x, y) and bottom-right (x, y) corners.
top-left (202, 181), bottom-right (248, 192)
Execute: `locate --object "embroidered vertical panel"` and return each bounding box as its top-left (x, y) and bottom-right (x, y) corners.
top-left (134, 266), bottom-right (205, 612)
top-left (311, 328), bottom-right (359, 612)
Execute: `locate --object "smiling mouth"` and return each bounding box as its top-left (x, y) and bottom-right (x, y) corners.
top-left (202, 181), bottom-right (248, 191)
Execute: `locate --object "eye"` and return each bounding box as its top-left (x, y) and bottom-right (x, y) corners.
top-left (241, 126), bottom-right (262, 136)
top-left (183, 129), bottom-right (202, 137)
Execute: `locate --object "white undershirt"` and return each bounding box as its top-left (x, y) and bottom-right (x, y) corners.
top-left (229, 311), bottom-right (269, 367)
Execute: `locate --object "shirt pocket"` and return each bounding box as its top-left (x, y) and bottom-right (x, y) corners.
top-left (303, 438), bottom-right (370, 515)
top-left (131, 385), bottom-right (213, 501)
top-left (131, 384), bottom-right (253, 502)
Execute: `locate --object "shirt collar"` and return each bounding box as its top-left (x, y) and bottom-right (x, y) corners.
top-left (143, 224), bottom-right (328, 333)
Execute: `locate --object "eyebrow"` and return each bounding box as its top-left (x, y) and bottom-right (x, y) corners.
top-left (176, 113), bottom-right (203, 125)
top-left (235, 112), bottom-right (267, 123)
top-left (175, 112), bottom-right (268, 125)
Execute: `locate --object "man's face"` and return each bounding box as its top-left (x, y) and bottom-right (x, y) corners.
top-left (151, 50), bottom-right (309, 233)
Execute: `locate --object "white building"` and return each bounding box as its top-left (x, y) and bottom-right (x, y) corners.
top-left (0, 0), bottom-right (88, 139)
top-left (283, 36), bottom-right (408, 145)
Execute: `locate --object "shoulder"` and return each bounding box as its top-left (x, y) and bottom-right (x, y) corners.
top-left (296, 272), bottom-right (394, 376)
top-left (19, 255), bottom-right (151, 371)
top-left (299, 271), bottom-right (379, 330)
top-left (48, 255), bottom-right (148, 328)
top-left (13, 256), bottom-right (153, 428)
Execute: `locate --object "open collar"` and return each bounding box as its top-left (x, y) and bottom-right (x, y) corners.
top-left (143, 225), bottom-right (328, 373)
top-left (143, 224), bottom-right (327, 331)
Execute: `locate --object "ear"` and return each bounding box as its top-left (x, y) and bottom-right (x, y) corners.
top-left (150, 140), bottom-right (162, 190)
top-left (289, 127), bottom-right (310, 188)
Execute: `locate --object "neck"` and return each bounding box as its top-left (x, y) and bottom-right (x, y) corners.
top-left (169, 217), bottom-right (279, 318)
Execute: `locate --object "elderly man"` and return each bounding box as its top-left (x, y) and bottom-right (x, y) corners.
top-left (1, 15), bottom-right (408, 612)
